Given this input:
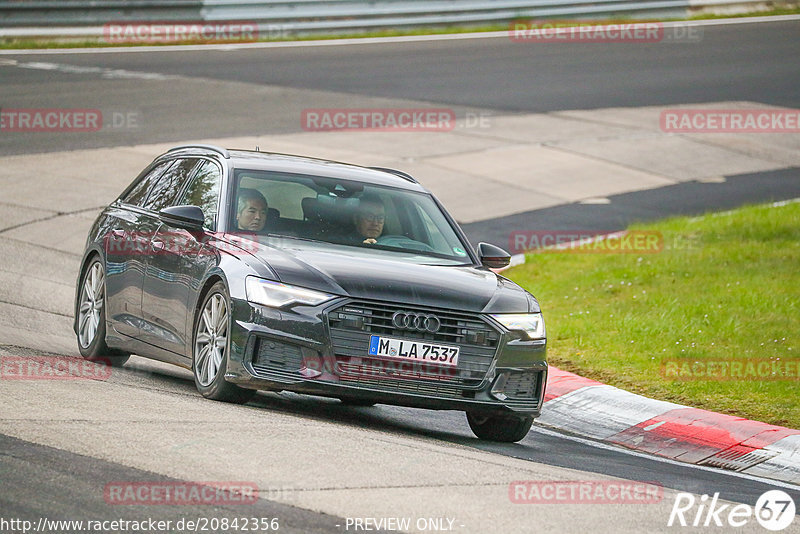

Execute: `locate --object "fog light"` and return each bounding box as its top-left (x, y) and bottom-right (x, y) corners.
top-left (491, 372), bottom-right (509, 401)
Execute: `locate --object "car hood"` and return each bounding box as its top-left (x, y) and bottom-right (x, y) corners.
top-left (243, 237), bottom-right (537, 313)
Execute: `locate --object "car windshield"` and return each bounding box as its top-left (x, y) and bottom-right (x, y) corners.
top-left (229, 169), bottom-right (472, 263)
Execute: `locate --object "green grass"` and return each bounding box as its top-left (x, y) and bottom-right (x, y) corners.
top-left (1, 7), bottom-right (798, 49)
top-left (506, 201), bottom-right (800, 429)
top-left (687, 6), bottom-right (800, 20)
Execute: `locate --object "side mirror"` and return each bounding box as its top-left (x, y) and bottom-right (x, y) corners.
top-left (159, 205), bottom-right (205, 230)
top-left (477, 242), bottom-right (511, 269)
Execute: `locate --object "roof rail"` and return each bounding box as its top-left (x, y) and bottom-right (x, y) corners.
top-left (168, 144), bottom-right (230, 159)
top-left (369, 166), bottom-right (418, 184)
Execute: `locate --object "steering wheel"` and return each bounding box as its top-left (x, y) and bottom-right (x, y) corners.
top-left (375, 235), bottom-right (435, 252)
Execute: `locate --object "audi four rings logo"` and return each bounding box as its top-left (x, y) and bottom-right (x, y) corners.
top-left (392, 311), bottom-right (441, 333)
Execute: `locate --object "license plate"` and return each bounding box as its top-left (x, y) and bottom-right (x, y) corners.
top-left (368, 335), bottom-right (460, 366)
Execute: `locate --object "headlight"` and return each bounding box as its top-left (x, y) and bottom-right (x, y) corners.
top-left (245, 277), bottom-right (335, 308)
top-left (491, 313), bottom-right (546, 340)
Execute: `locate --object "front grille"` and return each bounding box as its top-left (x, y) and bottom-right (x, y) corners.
top-left (329, 301), bottom-right (499, 347)
top-left (336, 358), bottom-right (465, 397)
top-left (326, 300), bottom-right (501, 396)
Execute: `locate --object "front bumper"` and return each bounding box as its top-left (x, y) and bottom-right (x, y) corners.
top-left (224, 296), bottom-right (547, 416)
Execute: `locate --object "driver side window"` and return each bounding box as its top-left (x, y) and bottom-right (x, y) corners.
top-left (179, 161), bottom-right (222, 230)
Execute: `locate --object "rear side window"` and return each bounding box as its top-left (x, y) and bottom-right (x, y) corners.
top-left (142, 158), bottom-right (199, 212)
top-left (179, 161), bottom-right (222, 230)
top-left (121, 160), bottom-right (173, 207)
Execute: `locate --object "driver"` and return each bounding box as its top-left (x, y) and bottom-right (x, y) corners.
top-left (352, 194), bottom-right (385, 244)
top-left (236, 188), bottom-right (269, 233)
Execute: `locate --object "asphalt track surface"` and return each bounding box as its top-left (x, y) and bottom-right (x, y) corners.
top-left (463, 167), bottom-right (800, 246)
top-left (1, 18), bottom-right (800, 532)
top-left (0, 19), bottom-right (798, 155)
top-left (3, 347), bottom-right (799, 524)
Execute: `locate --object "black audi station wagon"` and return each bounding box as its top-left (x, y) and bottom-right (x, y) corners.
top-left (74, 145), bottom-right (547, 442)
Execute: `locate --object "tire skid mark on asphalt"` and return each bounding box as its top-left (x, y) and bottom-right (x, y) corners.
top-left (0, 234), bottom-right (82, 257)
top-left (0, 344), bottom-right (68, 359)
top-left (0, 233), bottom-right (83, 256)
top-left (0, 298), bottom-right (71, 317)
top-left (0, 326), bottom-right (75, 358)
top-left (0, 264), bottom-right (75, 316)
top-left (0, 353), bottom-right (203, 399)
top-left (0, 204), bottom-right (106, 235)
top-left (0, 198), bottom-right (58, 212)
top-left (0, 295), bottom-right (71, 319)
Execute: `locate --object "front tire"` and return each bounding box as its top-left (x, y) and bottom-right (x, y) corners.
top-left (466, 411), bottom-right (534, 442)
top-left (192, 282), bottom-right (255, 404)
top-left (77, 258), bottom-right (129, 366)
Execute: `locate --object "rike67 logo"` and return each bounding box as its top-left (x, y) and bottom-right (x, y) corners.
top-left (668, 490), bottom-right (796, 531)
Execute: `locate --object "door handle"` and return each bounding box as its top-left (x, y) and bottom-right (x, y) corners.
top-left (111, 229), bottom-right (125, 238)
top-left (151, 240), bottom-right (165, 252)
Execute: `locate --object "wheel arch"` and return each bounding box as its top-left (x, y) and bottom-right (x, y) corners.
top-left (186, 271), bottom-right (229, 357)
top-left (195, 273), bottom-right (228, 317)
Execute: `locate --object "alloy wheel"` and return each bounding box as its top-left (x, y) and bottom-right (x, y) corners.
top-left (194, 292), bottom-right (228, 386)
top-left (78, 261), bottom-right (104, 349)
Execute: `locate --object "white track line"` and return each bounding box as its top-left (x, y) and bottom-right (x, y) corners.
top-left (13, 60), bottom-right (176, 80)
top-left (531, 425), bottom-right (800, 492)
top-left (0, 15), bottom-right (798, 55)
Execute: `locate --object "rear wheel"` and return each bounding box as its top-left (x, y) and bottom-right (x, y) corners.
top-left (192, 282), bottom-right (255, 404)
top-left (77, 259), bottom-right (129, 366)
top-left (466, 411), bottom-right (533, 442)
